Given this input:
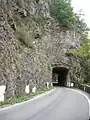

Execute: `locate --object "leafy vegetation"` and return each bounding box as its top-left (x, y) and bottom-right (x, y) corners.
top-left (50, 0), bottom-right (74, 28)
top-left (14, 15), bottom-right (33, 48)
top-left (76, 39), bottom-right (90, 58)
top-left (14, 13), bottom-right (48, 47)
top-left (14, 14), bottom-right (24, 27)
top-left (74, 13), bottom-right (89, 40)
top-left (31, 14), bottom-right (46, 26)
top-left (16, 26), bottom-right (33, 48)
top-left (50, 0), bottom-right (89, 39)
top-left (0, 87), bottom-right (53, 107)
top-left (76, 39), bottom-right (90, 83)
top-left (66, 39), bottom-right (90, 58)
top-left (66, 39), bottom-right (90, 84)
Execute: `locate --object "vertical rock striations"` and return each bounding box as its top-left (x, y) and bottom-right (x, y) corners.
top-left (0, 0), bottom-right (83, 99)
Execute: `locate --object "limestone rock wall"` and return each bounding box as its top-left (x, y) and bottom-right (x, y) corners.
top-left (0, 0), bottom-right (83, 98)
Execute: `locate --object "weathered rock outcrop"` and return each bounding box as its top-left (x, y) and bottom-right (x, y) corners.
top-left (0, 0), bottom-right (84, 99)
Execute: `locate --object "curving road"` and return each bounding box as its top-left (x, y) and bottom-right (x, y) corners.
top-left (0, 88), bottom-right (89, 120)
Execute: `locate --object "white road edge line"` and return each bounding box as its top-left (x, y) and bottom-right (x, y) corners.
top-left (0, 88), bottom-right (55, 112)
top-left (70, 89), bottom-right (90, 118)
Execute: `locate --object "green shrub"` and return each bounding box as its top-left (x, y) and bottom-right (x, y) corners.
top-left (66, 49), bottom-right (76, 56)
top-left (50, 0), bottom-right (89, 38)
top-left (16, 27), bottom-right (33, 48)
top-left (50, 0), bottom-right (75, 29)
top-left (14, 14), bottom-right (24, 27)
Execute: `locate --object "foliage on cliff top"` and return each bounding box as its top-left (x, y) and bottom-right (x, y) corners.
top-left (50, 0), bottom-right (74, 28)
top-left (75, 13), bottom-right (90, 40)
top-left (50, 0), bottom-right (89, 39)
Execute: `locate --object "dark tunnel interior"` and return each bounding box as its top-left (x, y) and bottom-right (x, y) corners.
top-left (52, 67), bottom-right (69, 87)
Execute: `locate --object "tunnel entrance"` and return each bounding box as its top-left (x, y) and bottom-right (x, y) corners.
top-left (52, 67), bottom-right (69, 86)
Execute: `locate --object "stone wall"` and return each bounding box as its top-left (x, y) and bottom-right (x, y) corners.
top-left (0, 0), bottom-right (83, 99)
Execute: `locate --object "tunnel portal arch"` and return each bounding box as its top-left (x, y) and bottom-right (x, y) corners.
top-left (52, 67), bottom-right (69, 86)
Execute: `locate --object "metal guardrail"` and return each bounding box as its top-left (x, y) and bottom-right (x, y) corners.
top-left (78, 84), bottom-right (90, 93)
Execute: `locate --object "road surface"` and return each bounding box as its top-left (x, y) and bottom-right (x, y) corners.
top-left (0, 87), bottom-right (89, 120)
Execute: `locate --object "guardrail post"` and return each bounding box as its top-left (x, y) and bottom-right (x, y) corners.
top-left (84, 86), bottom-right (86, 91)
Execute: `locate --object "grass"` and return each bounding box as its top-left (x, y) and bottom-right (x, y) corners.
top-left (14, 14), bottom-right (33, 48)
top-left (14, 13), bottom-right (49, 47)
top-left (15, 26), bottom-right (33, 48)
top-left (83, 82), bottom-right (90, 86)
top-left (0, 87), bottom-right (53, 107)
top-left (14, 14), bottom-right (24, 27)
top-left (31, 14), bottom-right (46, 26)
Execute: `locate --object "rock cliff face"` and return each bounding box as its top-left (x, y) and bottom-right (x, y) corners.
top-left (0, 0), bottom-right (84, 98)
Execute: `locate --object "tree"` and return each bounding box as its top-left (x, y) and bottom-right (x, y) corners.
top-left (74, 12), bottom-right (89, 40)
top-left (76, 39), bottom-right (90, 58)
top-left (50, 0), bottom-right (75, 28)
top-left (76, 39), bottom-right (90, 83)
top-left (50, 0), bottom-right (89, 40)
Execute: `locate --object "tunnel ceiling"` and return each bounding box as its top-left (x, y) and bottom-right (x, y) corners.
top-left (53, 67), bottom-right (69, 74)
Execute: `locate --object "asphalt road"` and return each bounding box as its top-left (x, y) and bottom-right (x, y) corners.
top-left (0, 87), bottom-right (89, 120)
